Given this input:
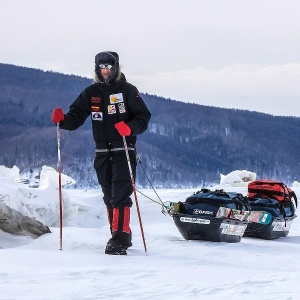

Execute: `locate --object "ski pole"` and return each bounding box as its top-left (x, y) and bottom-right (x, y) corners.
top-left (56, 123), bottom-right (63, 250)
top-left (122, 136), bottom-right (147, 253)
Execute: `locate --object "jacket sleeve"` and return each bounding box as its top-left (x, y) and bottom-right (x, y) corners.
top-left (60, 88), bottom-right (91, 131)
top-left (125, 84), bottom-right (151, 136)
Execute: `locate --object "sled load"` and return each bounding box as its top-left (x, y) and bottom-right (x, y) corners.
top-left (171, 189), bottom-right (250, 243)
top-left (243, 180), bottom-right (298, 239)
top-left (167, 180), bottom-right (297, 243)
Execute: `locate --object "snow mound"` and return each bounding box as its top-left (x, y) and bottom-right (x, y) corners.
top-left (220, 170), bottom-right (256, 186)
top-left (0, 165), bottom-right (20, 181)
top-left (0, 165), bottom-right (77, 226)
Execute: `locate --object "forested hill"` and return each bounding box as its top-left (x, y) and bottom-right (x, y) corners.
top-left (1, 63), bottom-right (300, 188)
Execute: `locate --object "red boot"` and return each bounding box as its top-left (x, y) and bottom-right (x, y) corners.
top-left (105, 206), bottom-right (132, 255)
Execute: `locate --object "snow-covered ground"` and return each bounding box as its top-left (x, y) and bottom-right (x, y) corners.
top-left (0, 166), bottom-right (299, 300)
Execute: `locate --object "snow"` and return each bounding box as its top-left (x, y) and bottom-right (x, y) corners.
top-left (220, 169), bottom-right (256, 186)
top-left (0, 166), bottom-right (299, 300)
top-left (0, 166), bottom-right (76, 227)
top-left (293, 181), bottom-right (300, 187)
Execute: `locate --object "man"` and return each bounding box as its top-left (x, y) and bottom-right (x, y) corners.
top-left (52, 51), bottom-right (151, 255)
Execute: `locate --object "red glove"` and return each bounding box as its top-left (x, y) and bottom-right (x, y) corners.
top-left (52, 107), bottom-right (64, 124)
top-left (115, 121), bottom-right (131, 136)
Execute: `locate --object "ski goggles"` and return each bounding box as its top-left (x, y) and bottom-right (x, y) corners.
top-left (99, 64), bottom-right (113, 70)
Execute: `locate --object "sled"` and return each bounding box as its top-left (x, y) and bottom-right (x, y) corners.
top-left (244, 216), bottom-right (295, 239)
top-left (173, 213), bottom-right (248, 243)
top-left (243, 197), bottom-right (297, 239)
top-left (172, 189), bottom-right (250, 243)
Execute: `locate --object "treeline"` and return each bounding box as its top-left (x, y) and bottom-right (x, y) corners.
top-left (1, 63), bottom-right (300, 188)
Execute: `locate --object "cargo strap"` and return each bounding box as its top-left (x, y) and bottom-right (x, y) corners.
top-left (248, 188), bottom-right (286, 200)
top-left (248, 188), bottom-right (298, 207)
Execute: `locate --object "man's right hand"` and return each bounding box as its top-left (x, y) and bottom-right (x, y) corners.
top-left (52, 108), bottom-right (64, 124)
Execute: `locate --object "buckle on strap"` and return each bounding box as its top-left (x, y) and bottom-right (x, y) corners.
top-left (96, 147), bottom-right (135, 153)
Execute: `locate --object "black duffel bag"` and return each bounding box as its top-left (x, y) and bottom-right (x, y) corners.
top-left (182, 188), bottom-right (250, 216)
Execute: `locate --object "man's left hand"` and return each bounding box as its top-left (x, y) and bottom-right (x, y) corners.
top-left (115, 121), bottom-right (131, 136)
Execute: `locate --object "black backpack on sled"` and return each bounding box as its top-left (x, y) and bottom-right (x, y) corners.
top-left (173, 189), bottom-right (250, 243)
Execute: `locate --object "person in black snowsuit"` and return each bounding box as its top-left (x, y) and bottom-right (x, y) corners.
top-left (52, 51), bottom-right (151, 255)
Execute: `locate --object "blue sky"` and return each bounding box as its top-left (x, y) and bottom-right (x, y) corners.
top-left (1, 0), bottom-right (300, 116)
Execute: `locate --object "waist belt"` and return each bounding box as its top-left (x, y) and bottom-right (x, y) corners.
top-left (96, 147), bottom-right (135, 153)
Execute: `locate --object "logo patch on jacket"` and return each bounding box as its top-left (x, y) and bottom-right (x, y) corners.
top-left (91, 97), bottom-right (101, 103)
top-left (91, 112), bottom-right (103, 121)
top-left (91, 105), bottom-right (100, 112)
top-left (118, 103), bottom-right (126, 113)
top-left (107, 105), bottom-right (116, 114)
top-left (110, 93), bottom-right (123, 104)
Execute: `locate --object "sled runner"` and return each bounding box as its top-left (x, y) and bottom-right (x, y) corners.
top-left (172, 189), bottom-right (250, 243)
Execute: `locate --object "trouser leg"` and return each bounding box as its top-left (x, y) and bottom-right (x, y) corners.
top-left (105, 206), bottom-right (132, 255)
top-left (94, 153), bottom-right (136, 208)
top-left (94, 156), bottom-right (114, 234)
top-left (110, 153), bottom-right (136, 208)
top-left (94, 153), bottom-right (136, 254)
top-left (106, 207), bottom-right (113, 233)
top-left (111, 206), bottom-right (132, 247)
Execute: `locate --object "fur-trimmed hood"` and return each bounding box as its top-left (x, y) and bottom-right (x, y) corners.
top-left (94, 51), bottom-right (121, 84)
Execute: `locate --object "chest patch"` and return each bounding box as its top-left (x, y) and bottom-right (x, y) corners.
top-left (91, 105), bottom-right (100, 112)
top-left (110, 93), bottom-right (123, 104)
top-left (118, 103), bottom-right (126, 113)
top-left (91, 112), bottom-right (103, 121)
top-left (107, 105), bottom-right (116, 114)
top-left (91, 97), bottom-right (101, 103)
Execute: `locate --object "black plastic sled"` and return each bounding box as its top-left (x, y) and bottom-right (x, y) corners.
top-left (172, 189), bottom-right (250, 243)
top-left (244, 197), bottom-right (297, 240)
top-left (173, 214), bottom-right (248, 243)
